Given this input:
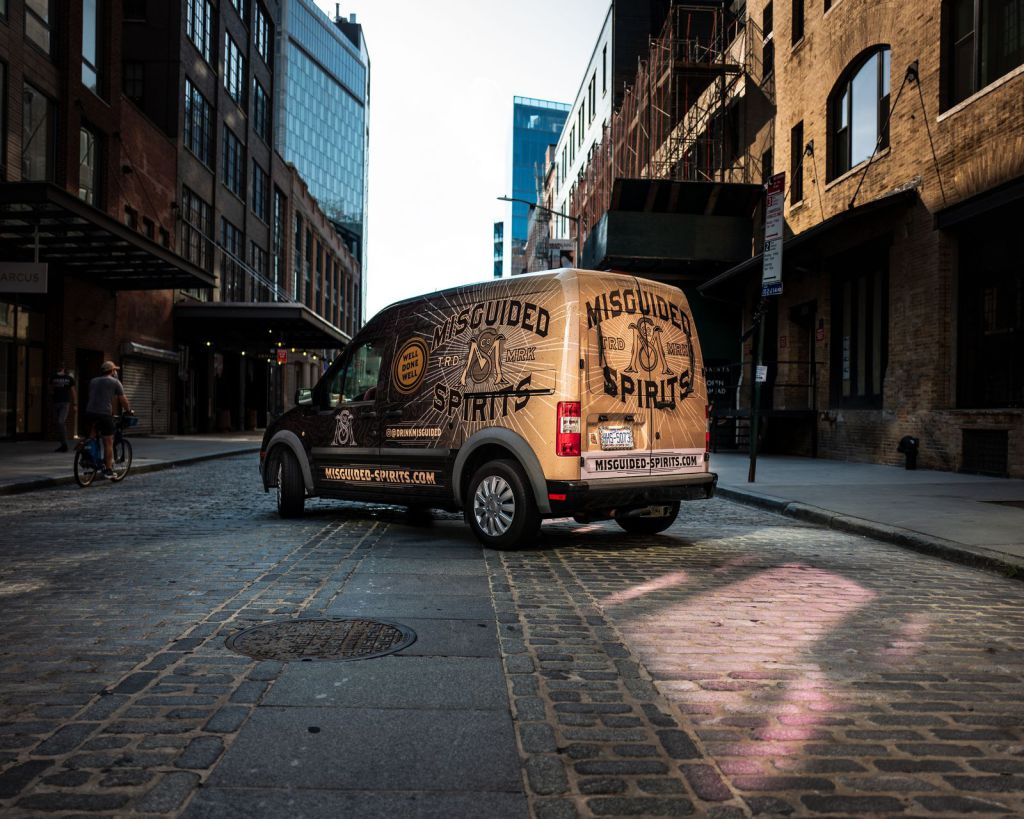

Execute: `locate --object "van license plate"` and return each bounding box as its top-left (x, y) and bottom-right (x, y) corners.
top-left (600, 427), bottom-right (634, 450)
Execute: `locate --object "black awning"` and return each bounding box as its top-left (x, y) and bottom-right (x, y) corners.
top-left (174, 301), bottom-right (351, 350)
top-left (609, 178), bottom-right (764, 218)
top-left (0, 182), bottom-right (215, 290)
top-left (935, 174), bottom-right (1024, 230)
top-left (699, 189), bottom-right (919, 296)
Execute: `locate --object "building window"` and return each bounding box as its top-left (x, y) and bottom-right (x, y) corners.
top-left (272, 188), bottom-right (285, 296)
top-left (0, 63), bottom-right (6, 176)
top-left (790, 121), bottom-right (804, 203)
top-left (762, 2), bottom-right (775, 78)
top-left (831, 262), bottom-right (888, 408)
top-left (252, 79), bottom-right (269, 142)
top-left (588, 73), bottom-right (596, 122)
top-left (251, 160), bottom-right (268, 222)
top-left (602, 44), bottom-right (607, 93)
top-left (185, 0), bottom-right (213, 64)
top-left (184, 79), bottom-right (212, 166)
top-left (25, 0), bottom-right (52, 55)
top-left (21, 83), bottom-right (53, 181)
top-left (250, 241), bottom-right (268, 299)
top-left (82, 0), bottom-right (102, 94)
top-left (946, 0), bottom-right (1024, 107)
top-left (222, 126), bottom-right (244, 198)
top-left (761, 147), bottom-right (773, 184)
top-left (123, 0), bottom-right (145, 21)
top-left (181, 186), bottom-right (212, 271)
top-left (78, 127), bottom-right (99, 205)
top-left (293, 214), bottom-right (302, 300)
top-left (230, 0), bottom-right (247, 24)
top-left (792, 0), bottom-right (804, 43)
top-left (224, 34), bottom-right (246, 106)
top-left (124, 61), bottom-right (144, 102)
top-left (829, 47), bottom-right (890, 178)
top-left (221, 218), bottom-right (244, 301)
top-left (255, 3), bottom-right (271, 65)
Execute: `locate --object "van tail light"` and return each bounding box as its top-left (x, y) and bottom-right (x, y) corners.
top-left (705, 404), bottom-right (711, 454)
top-left (556, 401), bottom-right (581, 457)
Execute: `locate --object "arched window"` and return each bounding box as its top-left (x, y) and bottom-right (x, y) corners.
top-left (829, 47), bottom-right (891, 179)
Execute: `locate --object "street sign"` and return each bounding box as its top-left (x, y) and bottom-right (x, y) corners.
top-left (0, 263), bottom-right (48, 294)
top-left (755, 365), bottom-right (768, 383)
top-left (761, 173), bottom-right (785, 296)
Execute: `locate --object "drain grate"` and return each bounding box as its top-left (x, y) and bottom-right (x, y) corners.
top-left (225, 618), bottom-right (416, 661)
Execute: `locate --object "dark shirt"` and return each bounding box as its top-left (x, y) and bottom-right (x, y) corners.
top-left (86, 375), bottom-right (125, 416)
top-left (51, 372), bottom-right (75, 404)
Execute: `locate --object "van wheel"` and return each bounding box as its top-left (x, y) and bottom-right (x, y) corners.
top-left (467, 459), bottom-right (540, 549)
top-left (614, 502), bottom-right (680, 535)
top-left (276, 448), bottom-right (305, 518)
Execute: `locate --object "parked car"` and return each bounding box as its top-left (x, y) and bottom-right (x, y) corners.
top-left (260, 268), bottom-right (716, 548)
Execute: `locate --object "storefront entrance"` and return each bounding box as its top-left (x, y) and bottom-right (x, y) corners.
top-left (0, 302), bottom-right (46, 439)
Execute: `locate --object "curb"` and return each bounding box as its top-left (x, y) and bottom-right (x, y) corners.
top-left (716, 485), bottom-right (1024, 580)
top-left (0, 447), bottom-right (261, 496)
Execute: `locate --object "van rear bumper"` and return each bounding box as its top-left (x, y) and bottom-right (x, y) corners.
top-left (544, 472), bottom-right (717, 516)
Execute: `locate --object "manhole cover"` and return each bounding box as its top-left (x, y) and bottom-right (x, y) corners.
top-left (225, 618), bottom-right (416, 661)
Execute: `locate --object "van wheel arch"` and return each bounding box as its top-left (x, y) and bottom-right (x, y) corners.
top-left (453, 430), bottom-right (551, 515)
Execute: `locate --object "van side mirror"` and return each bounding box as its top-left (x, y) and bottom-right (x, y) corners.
top-left (295, 388), bottom-right (312, 406)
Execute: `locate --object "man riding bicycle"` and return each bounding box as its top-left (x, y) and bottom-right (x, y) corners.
top-left (85, 361), bottom-right (133, 480)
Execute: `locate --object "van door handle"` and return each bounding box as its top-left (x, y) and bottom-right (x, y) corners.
top-left (383, 410), bottom-right (403, 419)
top-left (359, 409), bottom-right (378, 418)
top-left (655, 400), bottom-right (676, 410)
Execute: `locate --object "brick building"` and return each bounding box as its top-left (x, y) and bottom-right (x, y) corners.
top-left (123, 0), bottom-right (360, 432)
top-left (0, 0), bottom-right (213, 439)
top-left (699, 0), bottom-right (1024, 477)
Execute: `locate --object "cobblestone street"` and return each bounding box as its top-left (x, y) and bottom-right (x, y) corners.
top-left (0, 455), bottom-right (1022, 817)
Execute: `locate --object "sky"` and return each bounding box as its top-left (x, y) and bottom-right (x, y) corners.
top-left (313, 0), bottom-right (608, 317)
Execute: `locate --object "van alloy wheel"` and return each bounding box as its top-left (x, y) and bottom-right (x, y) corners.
top-left (473, 475), bottom-right (516, 537)
top-left (466, 459), bottom-right (540, 549)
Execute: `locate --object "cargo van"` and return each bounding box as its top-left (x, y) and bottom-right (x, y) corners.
top-left (259, 269), bottom-right (716, 548)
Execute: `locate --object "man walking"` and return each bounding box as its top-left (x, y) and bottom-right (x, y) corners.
top-left (85, 361), bottom-right (132, 479)
top-left (50, 362), bottom-right (77, 453)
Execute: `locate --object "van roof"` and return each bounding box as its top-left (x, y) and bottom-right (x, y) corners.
top-left (375, 267), bottom-right (639, 315)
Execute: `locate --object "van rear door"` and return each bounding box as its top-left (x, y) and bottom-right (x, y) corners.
top-left (579, 273), bottom-right (654, 480)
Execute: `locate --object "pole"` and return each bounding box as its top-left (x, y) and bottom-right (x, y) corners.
top-left (748, 299), bottom-right (765, 482)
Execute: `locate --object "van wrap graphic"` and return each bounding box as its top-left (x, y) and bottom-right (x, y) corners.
top-left (586, 286), bottom-right (696, 411)
top-left (383, 277), bottom-right (564, 449)
top-left (392, 338), bottom-right (428, 395)
top-left (322, 466), bottom-right (441, 486)
top-left (332, 409), bottom-right (356, 447)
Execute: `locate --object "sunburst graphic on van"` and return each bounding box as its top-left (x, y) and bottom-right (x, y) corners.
top-left (460, 328), bottom-right (508, 387)
top-left (625, 317), bottom-right (674, 375)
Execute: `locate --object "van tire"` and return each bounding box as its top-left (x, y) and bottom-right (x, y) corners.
top-left (614, 502), bottom-right (680, 535)
top-left (276, 448), bottom-right (305, 518)
top-left (466, 459), bottom-right (540, 549)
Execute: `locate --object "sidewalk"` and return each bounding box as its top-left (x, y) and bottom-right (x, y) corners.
top-left (711, 451), bottom-right (1024, 575)
top-left (0, 433), bottom-right (262, 495)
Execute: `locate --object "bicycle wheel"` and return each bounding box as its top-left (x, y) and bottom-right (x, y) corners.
top-left (110, 439), bottom-right (133, 482)
top-left (74, 450), bottom-right (97, 487)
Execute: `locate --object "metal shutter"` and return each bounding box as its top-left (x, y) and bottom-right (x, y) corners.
top-left (122, 359), bottom-right (154, 434)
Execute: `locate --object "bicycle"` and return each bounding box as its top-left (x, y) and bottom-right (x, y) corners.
top-left (73, 413), bottom-right (138, 487)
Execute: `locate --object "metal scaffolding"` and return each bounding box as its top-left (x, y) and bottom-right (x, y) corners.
top-left (571, 3), bottom-right (770, 250)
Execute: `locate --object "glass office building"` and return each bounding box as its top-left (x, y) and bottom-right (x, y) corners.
top-left (277, 0), bottom-right (370, 265)
top-left (510, 97), bottom-right (570, 268)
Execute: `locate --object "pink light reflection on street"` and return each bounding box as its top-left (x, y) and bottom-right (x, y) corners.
top-left (601, 570), bottom-right (690, 607)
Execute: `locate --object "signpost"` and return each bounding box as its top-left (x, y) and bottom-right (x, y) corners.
top-left (749, 173), bottom-right (785, 483)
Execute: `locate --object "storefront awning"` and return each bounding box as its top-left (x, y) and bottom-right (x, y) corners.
top-left (935, 174), bottom-right (1024, 229)
top-left (0, 183), bottom-right (216, 290)
top-left (699, 189), bottom-right (919, 297)
top-left (582, 178), bottom-right (763, 276)
top-left (174, 301), bottom-right (351, 350)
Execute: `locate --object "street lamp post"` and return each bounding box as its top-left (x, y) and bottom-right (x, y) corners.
top-left (497, 196), bottom-right (581, 272)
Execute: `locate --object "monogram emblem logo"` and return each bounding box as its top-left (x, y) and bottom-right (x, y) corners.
top-left (460, 328), bottom-right (508, 386)
top-left (332, 409), bottom-right (356, 447)
top-left (625, 317), bottom-right (674, 375)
